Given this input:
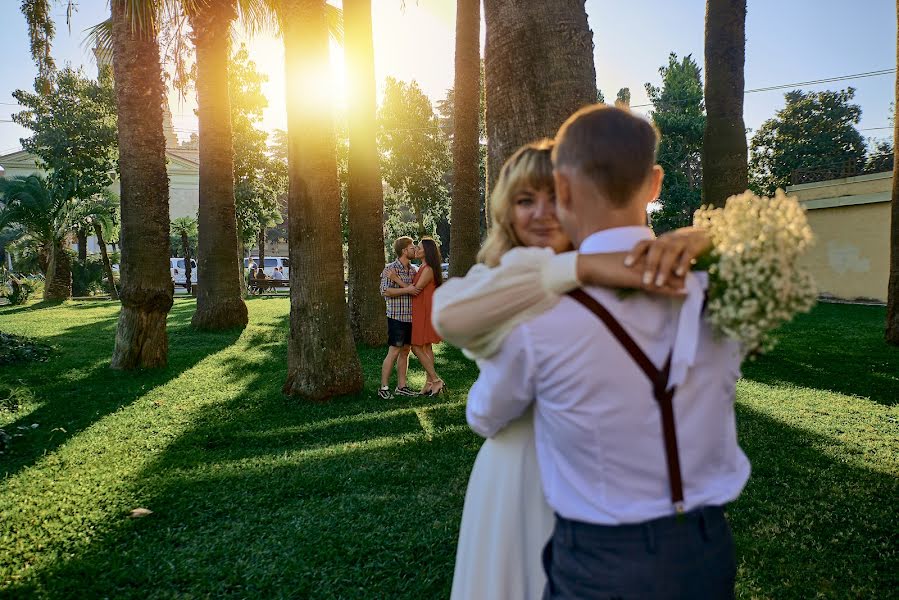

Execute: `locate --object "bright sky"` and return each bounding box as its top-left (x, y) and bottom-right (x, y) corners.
top-left (0, 0), bottom-right (894, 155)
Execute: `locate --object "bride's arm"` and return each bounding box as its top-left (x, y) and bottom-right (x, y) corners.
top-left (432, 227), bottom-right (710, 359)
top-left (432, 247), bottom-right (576, 359)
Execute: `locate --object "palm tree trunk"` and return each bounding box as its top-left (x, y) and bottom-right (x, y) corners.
top-left (76, 228), bottom-right (88, 262)
top-left (44, 239), bottom-right (72, 300)
top-left (344, 0), bottom-right (387, 346)
top-left (189, 3), bottom-right (248, 330)
top-left (483, 0), bottom-right (596, 199)
top-left (282, 0), bottom-right (363, 400)
top-left (448, 0), bottom-right (481, 278)
top-left (181, 231), bottom-right (192, 294)
top-left (258, 227), bottom-right (266, 270)
top-left (702, 0), bottom-right (748, 208)
top-left (886, 5), bottom-right (899, 345)
top-left (109, 0), bottom-right (174, 369)
top-left (94, 222), bottom-right (119, 300)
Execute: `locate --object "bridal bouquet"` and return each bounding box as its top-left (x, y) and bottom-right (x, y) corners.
top-left (693, 189), bottom-right (817, 354)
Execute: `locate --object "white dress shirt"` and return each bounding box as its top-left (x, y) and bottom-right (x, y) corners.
top-left (467, 226), bottom-right (751, 525)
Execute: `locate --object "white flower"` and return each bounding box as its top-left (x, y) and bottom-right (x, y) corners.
top-left (693, 189), bottom-right (817, 354)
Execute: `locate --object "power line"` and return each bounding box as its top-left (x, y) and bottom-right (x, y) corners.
top-left (630, 68), bottom-right (895, 109)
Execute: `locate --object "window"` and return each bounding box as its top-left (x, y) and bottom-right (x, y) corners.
top-left (176, 260), bottom-right (185, 269)
top-left (264, 258), bottom-right (278, 268)
top-left (282, 258), bottom-right (289, 268)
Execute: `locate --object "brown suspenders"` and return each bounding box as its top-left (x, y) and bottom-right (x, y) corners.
top-left (567, 289), bottom-right (686, 514)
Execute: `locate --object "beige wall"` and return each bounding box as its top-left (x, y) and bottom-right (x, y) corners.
top-left (787, 173), bottom-right (891, 302)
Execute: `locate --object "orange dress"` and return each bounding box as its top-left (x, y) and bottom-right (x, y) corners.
top-left (411, 266), bottom-right (442, 346)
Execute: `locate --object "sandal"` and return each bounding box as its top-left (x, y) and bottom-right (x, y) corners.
top-left (428, 379), bottom-right (446, 397)
top-left (420, 380), bottom-right (436, 395)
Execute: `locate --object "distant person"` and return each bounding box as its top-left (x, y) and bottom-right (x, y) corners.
top-left (387, 238), bottom-right (445, 395)
top-left (273, 266), bottom-right (285, 281)
top-left (379, 236), bottom-right (419, 399)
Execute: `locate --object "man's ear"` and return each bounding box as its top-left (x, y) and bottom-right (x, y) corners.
top-left (553, 168), bottom-right (572, 210)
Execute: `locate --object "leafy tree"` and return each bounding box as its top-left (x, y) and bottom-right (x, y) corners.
top-left (596, 88), bottom-right (605, 104)
top-left (229, 45), bottom-right (285, 259)
top-left (865, 139), bottom-right (894, 174)
top-left (377, 77), bottom-right (452, 236)
top-left (12, 66), bottom-right (118, 213)
top-left (615, 87), bottom-right (631, 108)
top-left (645, 53), bottom-right (705, 233)
top-left (749, 88), bottom-right (867, 195)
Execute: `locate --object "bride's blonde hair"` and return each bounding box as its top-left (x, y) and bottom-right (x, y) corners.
top-left (478, 139), bottom-right (556, 267)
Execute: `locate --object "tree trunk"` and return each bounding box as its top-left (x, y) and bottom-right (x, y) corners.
top-left (258, 226), bottom-right (266, 271)
top-left (448, 0), bottom-right (481, 278)
top-left (76, 228), bottom-right (88, 262)
top-left (94, 222), bottom-right (119, 300)
top-left (282, 0), bottom-right (364, 400)
top-left (702, 0), bottom-right (748, 208)
top-left (344, 0), bottom-right (387, 346)
top-left (182, 231), bottom-right (192, 294)
top-left (886, 4), bottom-right (899, 345)
top-left (109, 0), bottom-right (174, 369)
top-left (189, 3), bottom-right (249, 330)
top-left (44, 240), bottom-right (72, 300)
top-left (483, 0), bottom-right (596, 200)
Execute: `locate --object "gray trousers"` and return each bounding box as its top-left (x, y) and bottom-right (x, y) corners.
top-left (542, 506), bottom-right (736, 600)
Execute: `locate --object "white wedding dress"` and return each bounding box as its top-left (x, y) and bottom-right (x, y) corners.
top-left (432, 249), bottom-right (579, 599)
top-left (450, 407), bottom-right (554, 600)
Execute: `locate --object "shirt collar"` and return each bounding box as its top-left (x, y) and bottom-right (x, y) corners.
top-left (578, 226), bottom-right (655, 254)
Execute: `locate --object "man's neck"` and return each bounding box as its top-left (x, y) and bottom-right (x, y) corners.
top-left (398, 256), bottom-right (410, 268)
top-left (572, 214), bottom-right (646, 248)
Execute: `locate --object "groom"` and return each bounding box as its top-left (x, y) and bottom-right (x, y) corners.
top-left (466, 105), bottom-right (750, 599)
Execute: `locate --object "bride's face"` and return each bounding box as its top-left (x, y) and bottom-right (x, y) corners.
top-left (510, 185), bottom-right (571, 253)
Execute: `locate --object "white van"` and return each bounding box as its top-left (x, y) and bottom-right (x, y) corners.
top-left (170, 257), bottom-right (198, 286)
top-left (244, 256), bottom-right (290, 279)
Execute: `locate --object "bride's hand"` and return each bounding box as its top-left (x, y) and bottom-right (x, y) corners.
top-left (575, 253), bottom-right (687, 297)
top-left (625, 227), bottom-right (711, 288)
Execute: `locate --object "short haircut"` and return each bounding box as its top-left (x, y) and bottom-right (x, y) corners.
top-left (393, 236), bottom-right (414, 258)
top-left (553, 104), bottom-right (659, 207)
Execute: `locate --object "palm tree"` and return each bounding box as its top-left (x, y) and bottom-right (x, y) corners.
top-left (108, 0), bottom-right (174, 369)
top-left (78, 190), bottom-right (120, 300)
top-left (702, 0), bottom-right (748, 207)
top-left (188, 1), bottom-right (249, 329)
top-left (448, 0), bottom-right (481, 278)
top-left (344, 0), bottom-right (386, 346)
top-left (483, 0), bottom-right (597, 197)
top-left (281, 0), bottom-right (363, 400)
top-left (887, 3), bottom-right (899, 345)
top-left (0, 175), bottom-right (74, 300)
top-left (20, 0), bottom-right (57, 94)
top-left (171, 216), bottom-right (197, 294)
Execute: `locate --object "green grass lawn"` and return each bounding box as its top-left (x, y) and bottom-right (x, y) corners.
top-left (0, 298), bottom-right (896, 599)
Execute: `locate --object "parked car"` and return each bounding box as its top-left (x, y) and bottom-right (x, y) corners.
top-left (170, 257), bottom-right (198, 286)
top-left (441, 262), bottom-right (449, 280)
top-left (244, 256), bottom-right (290, 279)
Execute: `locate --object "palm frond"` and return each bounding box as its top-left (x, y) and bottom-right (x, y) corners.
top-left (325, 3), bottom-right (343, 46)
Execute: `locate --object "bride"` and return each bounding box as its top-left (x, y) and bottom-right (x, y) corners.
top-left (432, 139), bottom-right (710, 599)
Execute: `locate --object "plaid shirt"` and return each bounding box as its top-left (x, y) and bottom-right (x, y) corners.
top-left (380, 259), bottom-right (417, 322)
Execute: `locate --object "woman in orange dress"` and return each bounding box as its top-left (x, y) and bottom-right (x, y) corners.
top-left (386, 237), bottom-right (445, 395)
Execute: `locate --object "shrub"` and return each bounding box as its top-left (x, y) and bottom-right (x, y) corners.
top-left (72, 255), bottom-right (117, 297)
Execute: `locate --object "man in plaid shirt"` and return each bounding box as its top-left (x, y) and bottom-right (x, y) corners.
top-left (379, 236), bottom-right (420, 399)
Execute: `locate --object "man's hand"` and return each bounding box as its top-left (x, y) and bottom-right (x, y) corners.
top-left (406, 285), bottom-right (421, 296)
top-left (625, 226), bottom-right (711, 288)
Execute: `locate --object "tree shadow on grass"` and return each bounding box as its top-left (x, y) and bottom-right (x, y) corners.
top-left (1, 324), bottom-right (482, 599)
top-left (0, 301), bottom-right (243, 479)
top-left (740, 303), bottom-right (899, 406)
top-left (0, 299), bottom-right (68, 316)
top-left (729, 403), bottom-right (897, 599)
